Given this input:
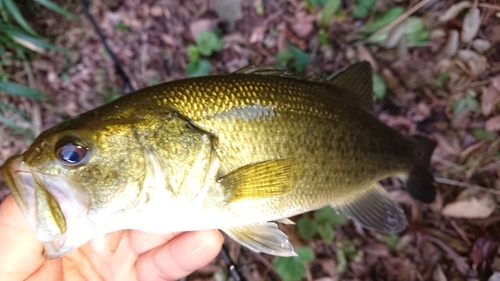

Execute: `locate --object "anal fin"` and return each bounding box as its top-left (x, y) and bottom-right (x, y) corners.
top-left (223, 222), bottom-right (296, 257)
top-left (332, 183), bottom-right (407, 233)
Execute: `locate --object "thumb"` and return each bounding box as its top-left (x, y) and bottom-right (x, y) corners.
top-left (0, 195), bottom-right (45, 281)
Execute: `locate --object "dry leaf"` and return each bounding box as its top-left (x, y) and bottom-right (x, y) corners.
top-left (214, 0), bottom-right (243, 25)
top-left (485, 115), bottom-right (500, 131)
top-left (385, 21), bottom-right (406, 48)
top-left (291, 11), bottom-right (315, 38)
top-left (189, 19), bottom-right (220, 39)
top-left (442, 194), bottom-right (496, 219)
top-left (457, 49), bottom-right (489, 76)
top-left (473, 39), bottom-right (492, 53)
top-left (357, 44), bottom-right (378, 71)
top-left (481, 86), bottom-right (500, 116)
top-left (439, 1), bottom-right (472, 22)
top-left (445, 30), bottom-right (459, 57)
top-left (491, 75), bottom-right (500, 92)
top-left (489, 272), bottom-right (500, 281)
top-left (433, 265), bottom-right (447, 281)
top-left (462, 6), bottom-right (481, 43)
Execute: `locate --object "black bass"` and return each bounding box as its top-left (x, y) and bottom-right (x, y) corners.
top-left (1, 62), bottom-right (436, 258)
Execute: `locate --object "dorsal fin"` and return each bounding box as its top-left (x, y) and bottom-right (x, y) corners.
top-left (327, 61), bottom-right (374, 110)
top-left (234, 62), bottom-right (374, 110)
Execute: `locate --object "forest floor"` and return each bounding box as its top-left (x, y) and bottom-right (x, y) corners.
top-left (1, 0), bottom-right (500, 280)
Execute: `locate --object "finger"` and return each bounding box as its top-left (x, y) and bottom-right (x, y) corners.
top-left (128, 230), bottom-right (180, 255)
top-left (89, 230), bottom-right (126, 256)
top-left (0, 195), bottom-right (45, 281)
top-left (135, 230), bottom-right (223, 281)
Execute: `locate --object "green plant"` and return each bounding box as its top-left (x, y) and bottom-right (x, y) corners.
top-left (297, 206), bottom-right (347, 243)
top-left (373, 73), bottom-right (387, 100)
top-left (336, 240), bottom-right (363, 274)
top-left (275, 43), bottom-right (311, 72)
top-left (351, 0), bottom-right (375, 18)
top-left (452, 89), bottom-right (480, 115)
top-left (0, 0), bottom-right (73, 137)
top-left (186, 30), bottom-right (223, 77)
top-left (274, 246), bottom-right (315, 281)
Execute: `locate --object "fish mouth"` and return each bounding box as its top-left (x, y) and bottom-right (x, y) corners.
top-left (1, 156), bottom-right (96, 258)
top-left (1, 156), bottom-right (38, 231)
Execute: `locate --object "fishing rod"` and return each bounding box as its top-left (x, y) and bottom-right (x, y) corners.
top-left (78, 0), bottom-right (246, 280)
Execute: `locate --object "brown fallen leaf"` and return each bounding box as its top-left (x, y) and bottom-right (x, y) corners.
top-left (283, 26), bottom-right (307, 50)
top-left (485, 115), bottom-right (500, 131)
top-left (481, 85), bottom-right (500, 116)
top-left (442, 192), bottom-right (496, 219)
top-left (291, 11), bottom-right (315, 38)
top-left (189, 19), bottom-right (220, 40)
top-left (439, 1), bottom-right (472, 22)
top-left (462, 5), bottom-right (481, 43)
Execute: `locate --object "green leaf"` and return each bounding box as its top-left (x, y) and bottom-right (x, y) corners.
top-left (0, 24), bottom-right (65, 52)
top-left (317, 223), bottom-right (335, 243)
top-left (289, 44), bottom-right (310, 72)
top-left (404, 17), bottom-right (430, 47)
top-left (352, 0), bottom-right (375, 18)
top-left (3, 0), bottom-right (37, 35)
top-left (0, 100), bottom-right (29, 119)
top-left (373, 73), bottom-right (387, 100)
top-left (363, 6), bottom-right (405, 33)
top-left (297, 217), bottom-right (318, 240)
top-left (376, 233), bottom-right (400, 252)
top-left (196, 30), bottom-right (223, 56)
top-left (35, 0), bottom-right (77, 18)
top-left (314, 206), bottom-right (348, 226)
top-left (274, 256), bottom-right (306, 281)
top-left (0, 81), bottom-right (46, 100)
top-left (322, 0), bottom-right (340, 26)
top-left (186, 59), bottom-right (212, 77)
top-left (473, 128), bottom-right (497, 141)
top-left (296, 246), bottom-right (315, 262)
top-left (0, 113), bottom-right (32, 135)
top-left (319, 29), bottom-right (330, 45)
top-left (336, 248), bottom-right (348, 274)
top-left (187, 44), bottom-right (199, 61)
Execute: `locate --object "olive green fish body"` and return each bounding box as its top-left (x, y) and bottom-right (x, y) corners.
top-left (1, 62), bottom-right (436, 257)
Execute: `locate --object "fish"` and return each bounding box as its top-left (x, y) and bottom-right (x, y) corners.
top-left (0, 62), bottom-right (436, 258)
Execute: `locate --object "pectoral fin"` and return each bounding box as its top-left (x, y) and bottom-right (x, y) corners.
top-left (219, 159), bottom-right (298, 202)
top-left (332, 183), bottom-right (407, 233)
top-left (223, 222), bottom-right (296, 256)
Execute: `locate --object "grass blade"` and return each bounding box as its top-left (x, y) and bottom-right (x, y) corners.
top-left (3, 0), bottom-right (37, 35)
top-left (35, 0), bottom-right (77, 18)
top-left (0, 24), bottom-right (66, 52)
top-left (0, 81), bottom-right (47, 100)
top-left (0, 114), bottom-right (32, 136)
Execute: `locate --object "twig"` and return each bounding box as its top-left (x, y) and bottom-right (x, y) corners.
top-left (478, 3), bottom-right (500, 11)
top-left (435, 177), bottom-right (500, 196)
top-left (366, 0), bottom-right (432, 42)
top-left (79, 0), bottom-right (134, 93)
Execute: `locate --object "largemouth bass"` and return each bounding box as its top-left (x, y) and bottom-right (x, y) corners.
top-left (1, 62), bottom-right (436, 258)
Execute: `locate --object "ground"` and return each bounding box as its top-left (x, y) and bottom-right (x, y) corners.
top-left (0, 0), bottom-right (499, 280)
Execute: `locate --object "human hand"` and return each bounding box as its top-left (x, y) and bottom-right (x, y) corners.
top-left (0, 195), bottom-right (223, 281)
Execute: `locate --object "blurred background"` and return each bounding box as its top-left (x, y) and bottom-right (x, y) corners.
top-left (0, 0), bottom-right (499, 280)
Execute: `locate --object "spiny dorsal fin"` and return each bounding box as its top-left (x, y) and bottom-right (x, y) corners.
top-left (218, 159), bottom-right (298, 202)
top-left (327, 61), bottom-right (374, 110)
top-left (235, 62), bottom-right (374, 110)
top-left (234, 65), bottom-right (301, 79)
top-left (331, 182), bottom-right (407, 233)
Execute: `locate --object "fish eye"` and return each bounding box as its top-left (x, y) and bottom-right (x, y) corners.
top-left (55, 142), bottom-right (88, 166)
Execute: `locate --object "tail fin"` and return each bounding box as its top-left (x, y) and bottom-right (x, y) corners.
top-left (407, 136), bottom-right (436, 203)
